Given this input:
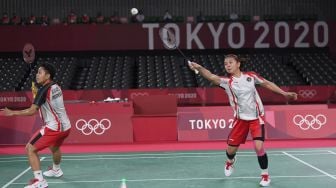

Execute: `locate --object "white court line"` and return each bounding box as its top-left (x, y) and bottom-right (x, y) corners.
top-left (0, 156), bottom-right (27, 160)
top-left (55, 153), bottom-right (333, 161)
top-left (10, 174), bottom-right (334, 185)
top-left (2, 157), bottom-right (46, 188)
top-left (1, 153), bottom-right (327, 162)
top-left (328, 151), bottom-right (336, 155)
top-left (55, 149), bottom-right (334, 158)
top-left (283, 152), bottom-right (336, 180)
top-left (1, 152), bottom-right (334, 163)
top-left (0, 149), bottom-right (332, 160)
top-left (0, 159), bottom-right (28, 163)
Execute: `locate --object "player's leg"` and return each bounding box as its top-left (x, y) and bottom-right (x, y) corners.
top-left (26, 144), bottom-right (43, 179)
top-left (24, 131), bottom-right (48, 188)
top-left (250, 121), bottom-right (271, 187)
top-left (43, 146), bottom-right (64, 177)
top-left (225, 119), bottom-right (249, 176)
top-left (254, 140), bottom-right (270, 186)
top-left (43, 128), bottom-right (70, 178)
top-left (224, 145), bottom-right (238, 176)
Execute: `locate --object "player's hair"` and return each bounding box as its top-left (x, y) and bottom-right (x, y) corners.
top-left (39, 62), bottom-right (56, 80)
top-left (225, 54), bottom-right (247, 63)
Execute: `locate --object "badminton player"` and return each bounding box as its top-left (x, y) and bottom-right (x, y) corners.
top-left (188, 54), bottom-right (297, 186)
top-left (1, 63), bottom-right (71, 188)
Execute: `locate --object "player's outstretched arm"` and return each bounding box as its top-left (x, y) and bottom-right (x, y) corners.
top-left (0, 104), bottom-right (39, 116)
top-left (260, 79), bottom-right (298, 100)
top-left (188, 61), bottom-right (221, 85)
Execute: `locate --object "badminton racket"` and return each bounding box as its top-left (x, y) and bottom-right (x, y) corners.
top-left (159, 27), bottom-right (199, 74)
top-left (22, 43), bottom-right (37, 97)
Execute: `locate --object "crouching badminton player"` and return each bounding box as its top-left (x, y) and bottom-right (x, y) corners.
top-left (1, 63), bottom-right (71, 188)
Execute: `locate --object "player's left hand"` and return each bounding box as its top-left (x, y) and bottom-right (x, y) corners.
top-left (188, 61), bottom-right (201, 70)
top-left (284, 92), bottom-right (298, 100)
top-left (0, 107), bottom-right (15, 116)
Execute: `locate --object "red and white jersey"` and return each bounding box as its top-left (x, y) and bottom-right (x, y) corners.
top-left (219, 72), bottom-right (265, 121)
top-left (33, 82), bottom-right (71, 132)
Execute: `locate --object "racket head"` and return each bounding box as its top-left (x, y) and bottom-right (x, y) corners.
top-left (22, 43), bottom-right (35, 64)
top-left (23, 43), bottom-right (37, 88)
top-left (159, 27), bottom-right (199, 74)
top-left (159, 27), bottom-right (178, 50)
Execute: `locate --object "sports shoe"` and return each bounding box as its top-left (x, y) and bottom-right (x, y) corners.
top-left (43, 166), bottom-right (63, 178)
top-left (259, 174), bottom-right (271, 187)
top-left (24, 178), bottom-right (48, 188)
top-left (224, 158), bottom-right (236, 177)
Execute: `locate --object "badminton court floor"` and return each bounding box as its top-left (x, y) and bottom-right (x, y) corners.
top-left (1, 148), bottom-right (336, 188)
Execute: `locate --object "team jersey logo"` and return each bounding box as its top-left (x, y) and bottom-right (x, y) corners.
top-left (246, 77), bottom-right (252, 82)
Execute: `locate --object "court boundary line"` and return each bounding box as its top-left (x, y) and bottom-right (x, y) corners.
top-left (1, 157), bottom-right (46, 188)
top-left (1, 153), bottom-right (335, 163)
top-left (283, 152), bottom-right (336, 180)
top-left (0, 151), bottom-right (335, 163)
top-left (10, 174), bottom-right (336, 185)
top-left (328, 150), bottom-right (336, 155)
top-left (0, 150), bottom-right (330, 160)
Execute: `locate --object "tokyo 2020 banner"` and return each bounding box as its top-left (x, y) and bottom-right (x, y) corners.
top-left (0, 21), bottom-right (334, 52)
top-left (177, 106), bottom-right (336, 141)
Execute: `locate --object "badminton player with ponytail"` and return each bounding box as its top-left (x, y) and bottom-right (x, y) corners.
top-left (1, 63), bottom-right (71, 188)
top-left (188, 54), bottom-right (297, 186)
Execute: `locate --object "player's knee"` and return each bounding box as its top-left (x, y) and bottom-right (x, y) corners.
top-left (25, 144), bottom-right (37, 154)
top-left (254, 145), bottom-right (265, 156)
top-left (254, 144), bottom-right (262, 151)
top-left (49, 146), bottom-right (59, 153)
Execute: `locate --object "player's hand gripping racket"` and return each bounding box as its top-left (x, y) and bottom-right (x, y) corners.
top-left (159, 27), bottom-right (199, 74)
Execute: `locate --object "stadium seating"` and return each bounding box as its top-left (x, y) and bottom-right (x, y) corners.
top-left (0, 50), bottom-right (335, 91)
top-left (0, 57), bottom-right (29, 91)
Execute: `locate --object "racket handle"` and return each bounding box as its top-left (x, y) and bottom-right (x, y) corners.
top-left (31, 81), bottom-right (37, 98)
top-left (187, 61), bottom-right (199, 74)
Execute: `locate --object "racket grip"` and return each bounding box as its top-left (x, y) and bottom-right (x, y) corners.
top-left (187, 61), bottom-right (199, 74)
top-left (31, 81), bottom-right (37, 98)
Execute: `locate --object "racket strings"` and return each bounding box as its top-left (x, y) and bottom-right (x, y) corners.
top-left (160, 28), bottom-right (177, 50)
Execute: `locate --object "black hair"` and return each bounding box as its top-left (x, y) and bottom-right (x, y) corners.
top-left (225, 54), bottom-right (247, 63)
top-left (39, 62), bottom-right (56, 80)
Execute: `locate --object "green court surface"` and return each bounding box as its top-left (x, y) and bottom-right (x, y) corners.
top-left (1, 148), bottom-right (336, 188)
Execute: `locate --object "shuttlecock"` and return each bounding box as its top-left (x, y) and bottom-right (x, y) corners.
top-left (120, 178), bottom-right (127, 188)
top-left (130, 8), bottom-right (138, 15)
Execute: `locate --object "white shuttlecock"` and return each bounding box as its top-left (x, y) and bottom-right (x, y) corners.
top-left (130, 8), bottom-right (138, 15)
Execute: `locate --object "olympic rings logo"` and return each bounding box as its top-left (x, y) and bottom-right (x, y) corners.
top-left (298, 89), bottom-right (317, 98)
top-left (75, 119), bottom-right (111, 135)
top-left (130, 92), bottom-right (149, 99)
top-left (292, 114), bottom-right (327, 130)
